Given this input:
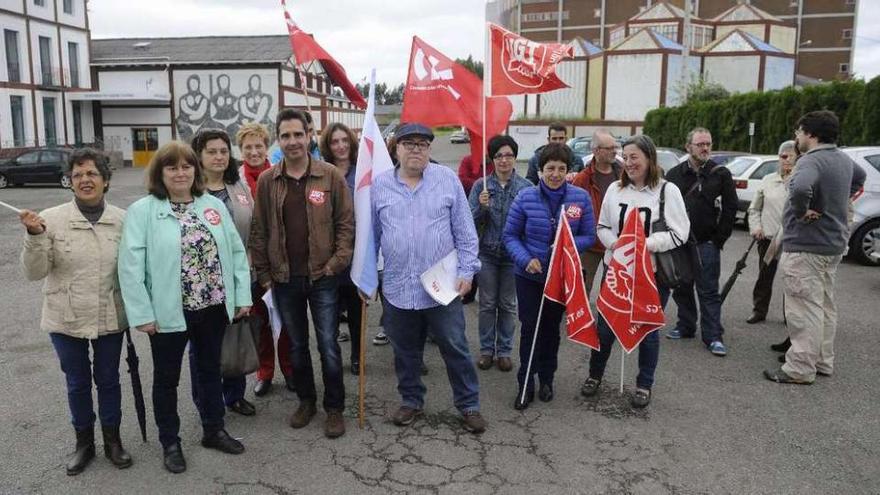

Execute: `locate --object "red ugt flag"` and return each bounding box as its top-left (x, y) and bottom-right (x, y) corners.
top-left (597, 208), bottom-right (665, 353)
top-left (543, 206), bottom-right (599, 350)
top-left (489, 23), bottom-right (573, 96)
top-left (281, 0), bottom-right (367, 109)
top-left (401, 36), bottom-right (512, 163)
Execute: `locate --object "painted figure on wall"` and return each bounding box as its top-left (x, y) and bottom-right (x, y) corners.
top-left (177, 75), bottom-right (210, 141)
top-left (238, 75), bottom-right (274, 132)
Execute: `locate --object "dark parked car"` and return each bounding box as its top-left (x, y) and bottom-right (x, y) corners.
top-left (0, 148), bottom-right (72, 189)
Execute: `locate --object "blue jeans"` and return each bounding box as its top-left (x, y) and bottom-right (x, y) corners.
top-left (515, 275), bottom-right (565, 394)
top-left (382, 299), bottom-right (480, 414)
top-left (672, 241), bottom-right (724, 344)
top-left (588, 284), bottom-right (671, 390)
top-left (274, 276), bottom-right (345, 411)
top-left (50, 332), bottom-right (123, 431)
top-left (149, 305), bottom-right (227, 448)
top-left (477, 255), bottom-right (517, 358)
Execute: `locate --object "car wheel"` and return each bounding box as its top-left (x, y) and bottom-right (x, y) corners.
top-left (849, 218), bottom-right (880, 266)
top-left (60, 175), bottom-right (72, 189)
top-left (0, 174), bottom-right (7, 189)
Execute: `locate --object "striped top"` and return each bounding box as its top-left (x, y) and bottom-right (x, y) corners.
top-left (372, 163), bottom-right (481, 310)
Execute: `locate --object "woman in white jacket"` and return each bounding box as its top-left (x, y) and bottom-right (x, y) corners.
top-left (579, 135), bottom-right (690, 408)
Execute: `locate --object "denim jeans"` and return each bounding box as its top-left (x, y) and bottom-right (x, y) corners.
top-left (588, 283), bottom-right (671, 390)
top-left (382, 299), bottom-right (480, 414)
top-left (477, 254), bottom-right (517, 358)
top-left (672, 241), bottom-right (724, 344)
top-left (515, 275), bottom-right (565, 394)
top-left (50, 332), bottom-right (123, 431)
top-left (189, 349), bottom-right (246, 408)
top-left (149, 304), bottom-right (227, 448)
top-left (274, 276), bottom-right (345, 411)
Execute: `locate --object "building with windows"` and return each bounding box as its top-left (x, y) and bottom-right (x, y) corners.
top-left (490, 0), bottom-right (859, 82)
top-left (86, 36), bottom-right (364, 166)
top-left (0, 0), bottom-right (94, 156)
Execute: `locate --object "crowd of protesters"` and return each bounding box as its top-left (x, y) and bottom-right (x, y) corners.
top-left (18, 108), bottom-right (864, 474)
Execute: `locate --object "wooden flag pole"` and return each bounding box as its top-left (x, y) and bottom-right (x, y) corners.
top-left (358, 299), bottom-right (367, 429)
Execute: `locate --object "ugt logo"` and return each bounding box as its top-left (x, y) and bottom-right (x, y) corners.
top-left (501, 34), bottom-right (567, 89)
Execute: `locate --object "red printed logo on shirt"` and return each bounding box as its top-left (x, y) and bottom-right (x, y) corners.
top-left (308, 189), bottom-right (326, 205)
top-left (565, 204), bottom-right (582, 220)
top-left (203, 208), bottom-right (222, 226)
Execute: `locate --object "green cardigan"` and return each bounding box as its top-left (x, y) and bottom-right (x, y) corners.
top-left (118, 194), bottom-right (251, 332)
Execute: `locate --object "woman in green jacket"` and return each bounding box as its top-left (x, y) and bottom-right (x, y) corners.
top-left (118, 141), bottom-right (251, 474)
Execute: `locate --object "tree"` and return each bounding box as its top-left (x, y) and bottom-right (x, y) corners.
top-left (675, 75), bottom-right (731, 104)
top-left (455, 55), bottom-right (483, 80)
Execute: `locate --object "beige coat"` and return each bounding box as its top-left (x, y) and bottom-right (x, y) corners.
top-left (748, 172), bottom-right (788, 239)
top-left (21, 200), bottom-right (127, 338)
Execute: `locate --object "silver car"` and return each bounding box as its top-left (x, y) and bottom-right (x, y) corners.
top-left (723, 155), bottom-right (779, 225)
top-left (842, 147), bottom-right (880, 266)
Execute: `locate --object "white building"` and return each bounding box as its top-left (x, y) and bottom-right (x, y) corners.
top-left (86, 36), bottom-right (365, 166)
top-left (700, 29), bottom-right (796, 94)
top-left (0, 0), bottom-right (94, 154)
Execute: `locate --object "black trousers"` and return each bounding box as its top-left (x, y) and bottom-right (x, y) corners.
top-left (752, 238), bottom-right (779, 317)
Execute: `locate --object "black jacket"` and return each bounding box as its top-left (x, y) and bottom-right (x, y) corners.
top-left (665, 158), bottom-right (738, 249)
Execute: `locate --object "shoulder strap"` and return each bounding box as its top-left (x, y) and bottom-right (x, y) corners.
top-left (658, 182), bottom-right (667, 222)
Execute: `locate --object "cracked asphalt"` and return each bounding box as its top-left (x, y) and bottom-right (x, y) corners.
top-left (0, 141), bottom-right (878, 494)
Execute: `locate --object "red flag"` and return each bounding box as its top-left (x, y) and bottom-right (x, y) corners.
top-left (489, 23), bottom-right (573, 96)
top-left (281, 0), bottom-right (367, 109)
top-left (543, 206), bottom-right (599, 350)
top-left (401, 36), bottom-right (512, 164)
top-left (597, 208), bottom-right (665, 353)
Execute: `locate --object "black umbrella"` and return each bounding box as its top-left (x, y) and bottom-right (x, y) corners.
top-left (720, 238), bottom-right (757, 304)
top-left (123, 328), bottom-right (148, 442)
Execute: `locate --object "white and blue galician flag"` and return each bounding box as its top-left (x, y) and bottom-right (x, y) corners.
top-left (350, 69), bottom-right (394, 298)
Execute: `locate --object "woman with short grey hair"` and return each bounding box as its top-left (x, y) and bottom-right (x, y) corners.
top-left (745, 140), bottom-right (797, 325)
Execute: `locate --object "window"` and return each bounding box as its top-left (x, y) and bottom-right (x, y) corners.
top-left (38, 36), bottom-right (52, 85)
top-left (593, 8), bottom-right (601, 18)
top-left (842, 29), bottom-right (852, 40)
top-left (72, 101), bottom-right (82, 145)
top-left (42, 97), bottom-right (56, 146)
top-left (864, 155), bottom-right (880, 173)
top-left (33, 0), bottom-right (45, 6)
top-left (63, 0), bottom-right (74, 14)
top-left (41, 150), bottom-right (63, 163)
top-left (750, 160), bottom-right (779, 180)
top-left (522, 11), bottom-right (569, 22)
top-left (4, 30), bottom-right (20, 82)
top-left (839, 63), bottom-right (849, 73)
top-left (68, 42), bottom-right (79, 87)
top-left (10, 96), bottom-right (25, 147)
top-left (18, 151), bottom-right (41, 164)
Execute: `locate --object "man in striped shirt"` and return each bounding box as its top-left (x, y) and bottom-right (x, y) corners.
top-left (371, 123), bottom-right (486, 433)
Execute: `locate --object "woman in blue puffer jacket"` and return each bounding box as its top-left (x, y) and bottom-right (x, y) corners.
top-left (503, 142), bottom-right (595, 411)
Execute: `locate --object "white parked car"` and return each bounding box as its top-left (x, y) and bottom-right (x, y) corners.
top-left (842, 147), bottom-right (880, 266)
top-left (722, 155), bottom-right (779, 225)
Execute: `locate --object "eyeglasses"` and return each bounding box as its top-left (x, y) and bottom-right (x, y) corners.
top-left (493, 152), bottom-right (516, 161)
top-left (399, 141), bottom-right (430, 151)
top-left (71, 171), bottom-right (102, 180)
top-left (691, 142), bottom-right (712, 148)
top-left (595, 145), bottom-right (618, 151)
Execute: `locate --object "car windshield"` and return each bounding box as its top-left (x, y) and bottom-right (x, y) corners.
top-left (725, 157), bottom-right (759, 177)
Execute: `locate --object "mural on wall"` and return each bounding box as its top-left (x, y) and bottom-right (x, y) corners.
top-left (175, 70), bottom-right (277, 142)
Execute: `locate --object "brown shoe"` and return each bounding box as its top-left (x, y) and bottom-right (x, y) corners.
top-left (288, 400), bottom-right (317, 429)
top-left (496, 357), bottom-right (513, 372)
top-left (477, 355), bottom-right (494, 370)
top-left (324, 410), bottom-right (346, 438)
top-left (391, 406), bottom-right (423, 426)
top-left (462, 411), bottom-right (487, 434)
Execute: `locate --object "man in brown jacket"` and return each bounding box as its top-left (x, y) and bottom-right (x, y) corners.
top-left (571, 129), bottom-right (621, 293)
top-left (249, 108), bottom-right (354, 438)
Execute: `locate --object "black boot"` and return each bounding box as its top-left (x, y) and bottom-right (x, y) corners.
top-left (770, 338), bottom-right (791, 353)
top-left (66, 426), bottom-right (95, 476)
top-left (101, 425), bottom-right (133, 469)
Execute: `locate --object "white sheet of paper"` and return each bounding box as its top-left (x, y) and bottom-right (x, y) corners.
top-left (261, 289), bottom-right (283, 342)
top-left (420, 250), bottom-right (460, 306)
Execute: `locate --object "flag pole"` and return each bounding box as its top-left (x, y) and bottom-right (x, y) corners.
top-left (297, 66), bottom-right (313, 115)
top-left (482, 21), bottom-right (491, 182)
top-left (620, 352), bottom-right (625, 394)
top-left (358, 298), bottom-right (367, 429)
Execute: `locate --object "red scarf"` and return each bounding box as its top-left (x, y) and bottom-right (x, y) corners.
top-left (242, 160), bottom-right (270, 196)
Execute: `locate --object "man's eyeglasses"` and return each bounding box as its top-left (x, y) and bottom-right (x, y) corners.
top-left (493, 152), bottom-right (516, 160)
top-left (691, 142), bottom-right (712, 148)
top-left (399, 141), bottom-right (430, 152)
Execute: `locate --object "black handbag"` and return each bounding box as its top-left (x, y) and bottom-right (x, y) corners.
top-left (653, 182), bottom-right (701, 288)
top-left (220, 315), bottom-right (260, 378)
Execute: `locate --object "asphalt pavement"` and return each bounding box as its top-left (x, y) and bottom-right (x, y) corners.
top-left (0, 140), bottom-right (878, 494)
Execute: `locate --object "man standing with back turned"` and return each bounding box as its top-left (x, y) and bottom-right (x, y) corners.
top-left (664, 127), bottom-right (738, 357)
top-left (371, 123), bottom-right (486, 433)
top-left (764, 110), bottom-right (865, 384)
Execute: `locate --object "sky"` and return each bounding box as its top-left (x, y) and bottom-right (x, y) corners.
top-left (87, 0), bottom-right (880, 86)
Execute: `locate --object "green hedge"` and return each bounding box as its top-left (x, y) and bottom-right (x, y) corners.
top-left (643, 77), bottom-right (880, 153)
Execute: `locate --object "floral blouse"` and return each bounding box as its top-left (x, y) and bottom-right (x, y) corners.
top-left (171, 202), bottom-right (225, 311)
